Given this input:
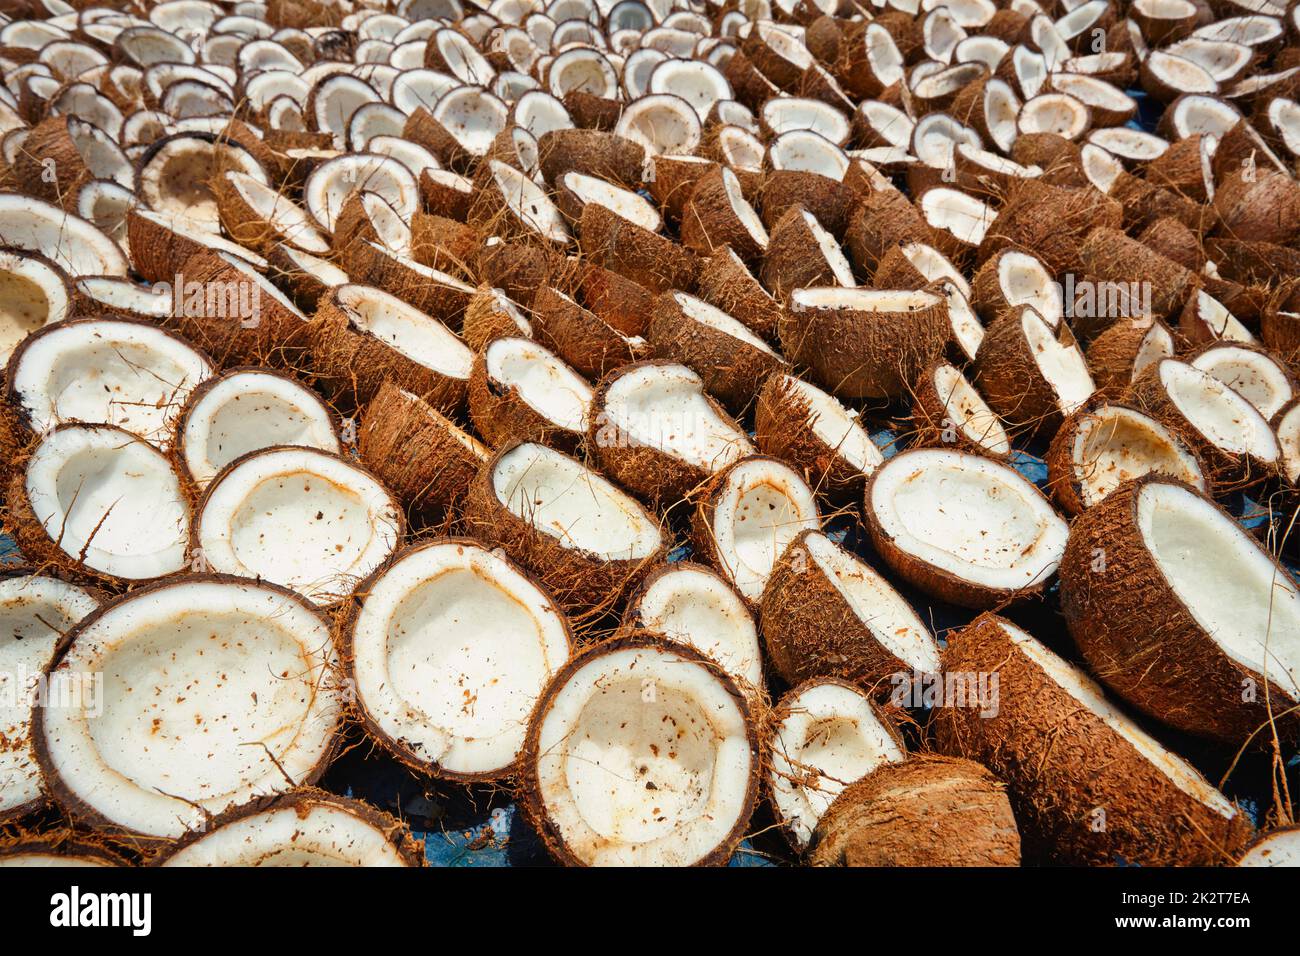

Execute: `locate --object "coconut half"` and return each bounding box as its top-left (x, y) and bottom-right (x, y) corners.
top-left (975, 306), bottom-right (1095, 434)
top-left (1189, 343), bottom-right (1295, 422)
top-left (35, 577), bottom-right (342, 838)
top-left (521, 634), bottom-right (758, 866)
top-left (469, 335), bottom-right (593, 451)
top-left (0, 194), bottom-right (128, 278)
top-left (0, 250), bottom-right (72, 365)
top-left (910, 360), bottom-right (1011, 457)
top-left (614, 92), bottom-right (701, 156)
top-left (1239, 827), bottom-right (1300, 867)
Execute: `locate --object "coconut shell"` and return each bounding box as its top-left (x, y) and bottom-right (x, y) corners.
top-left (461, 285), bottom-right (532, 352)
top-left (563, 90), bottom-right (622, 131)
top-left (126, 208), bottom-right (228, 285)
top-left (806, 755), bottom-right (1022, 867)
top-left (468, 338), bottom-right (589, 453)
top-left (1262, 307), bottom-right (1300, 365)
top-left (477, 239), bottom-right (565, 308)
top-left (1212, 167), bottom-right (1300, 246)
top-left (1078, 226), bottom-right (1195, 321)
top-left (536, 127), bottom-right (646, 188)
top-left (1086, 316), bottom-right (1174, 395)
top-left (969, 248), bottom-right (1052, 322)
top-left (264, 243), bottom-right (336, 313)
top-left (409, 212), bottom-right (480, 280)
top-left (575, 259), bottom-right (654, 338)
top-left (977, 179), bottom-right (1122, 275)
top-left (725, 48), bottom-right (782, 110)
top-left (974, 306), bottom-right (1091, 435)
top-left (933, 613), bottom-right (1254, 865)
top-left (531, 284), bottom-right (644, 381)
top-left (844, 188), bottom-right (936, 276)
top-left (418, 168), bottom-right (473, 221)
top-left (210, 172), bottom-right (312, 258)
top-left (759, 205), bottom-right (849, 301)
top-left (12, 116), bottom-right (97, 206)
top-left (907, 360), bottom-right (1010, 458)
top-left (648, 154), bottom-right (720, 224)
top-left (1006, 132), bottom-right (1088, 187)
top-left (1137, 217), bottom-right (1205, 272)
top-left (402, 106), bottom-right (477, 172)
top-left (680, 166), bottom-right (767, 265)
top-left (757, 169), bottom-right (854, 238)
top-left (328, 191), bottom-right (384, 259)
top-left (1059, 474), bottom-right (1298, 743)
top-left (1109, 170), bottom-right (1216, 235)
top-left (696, 246), bottom-right (783, 342)
top-left (1144, 132), bottom-right (1213, 202)
top-left (578, 203), bottom-right (699, 294)
top-left (340, 240), bottom-right (471, 326)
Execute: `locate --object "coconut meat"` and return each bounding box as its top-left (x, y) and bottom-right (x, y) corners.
top-left (1070, 405), bottom-right (1205, 507)
top-left (902, 242), bottom-right (970, 298)
top-left (1159, 360), bottom-right (1279, 460)
top-left (781, 374), bottom-right (882, 472)
top-left (770, 680), bottom-right (905, 848)
top-left (870, 449), bottom-right (1069, 593)
top-left (998, 251), bottom-right (1062, 327)
top-left (719, 126), bottom-right (764, 171)
top-left (489, 159), bottom-right (570, 243)
top-left (1239, 830), bottom-right (1300, 867)
top-left (1019, 309), bottom-right (1095, 416)
top-left (304, 153), bottom-right (419, 233)
top-left (865, 23), bottom-right (905, 88)
top-left (196, 447), bottom-right (402, 604)
top-left (933, 363), bottom-right (1011, 455)
top-left (1193, 292), bottom-right (1253, 343)
top-left (920, 187), bottom-right (994, 246)
top-left (673, 291), bottom-right (777, 354)
top-left (795, 211), bottom-right (855, 287)
top-left (615, 93), bottom-right (701, 156)
top-left (531, 643), bottom-right (753, 865)
top-left (180, 370), bottom-right (341, 487)
top-left (1277, 402), bottom-right (1300, 484)
top-left (1003, 618), bottom-right (1239, 818)
top-left (1190, 346), bottom-right (1294, 421)
top-left (1134, 322), bottom-right (1176, 381)
top-left (493, 442), bottom-right (662, 560)
top-left (338, 281), bottom-right (473, 380)
top-left (0, 195), bottom-right (129, 278)
top-left (0, 252), bottom-right (69, 362)
top-left (351, 540), bottom-right (570, 776)
top-left (486, 337), bottom-right (592, 433)
top-left (857, 100), bottom-right (913, 149)
top-left (561, 171), bottom-right (661, 232)
top-left (37, 579), bottom-right (341, 838)
top-left (721, 167), bottom-right (767, 248)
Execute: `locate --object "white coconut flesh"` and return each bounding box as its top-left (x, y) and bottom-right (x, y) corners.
top-left (710, 457), bottom-right (819, 602)
top-left (858, 100), bottom-right (914, 149)
top-left (162, 800), bottom-right (414, 866)
top-left (1138, 481), bottom-right (1300, 699)
top-left (769, 129), bottom-right (849, 180)
top-left (12, 319), bottom-right (212, 447)
top-left (181, 371), bottom-right (340, 487)
top-left (1088, 127), bottom-right (1169, 161)
top-left (770, 679), bottom-right (905, 848)
top-left (432, 87), bottom-right (507, 157)
top-left (489, 159), bottom-right (570, 243)
top-left (911, 113), bottom-right (978, 169)
top-left (531, 642), bottom-right (754, 865)
top-left (865, 23), bottom-right (905, 88)
top-left (0, 252), bottom-right (69, 362)
top-left (486, 337), bottom-right (592, 433)
top-left (38, 578), bottom-right (341, 838)
top-left (1158, 360), bottom-right (1279, 461)
top-left (1020, 309), bottom-right (1095, 416)
top-left (1166, 94), bottom-right (1241, 138)
top-left (720, 167), bottom-right (767, 248)
top-left (128, 207), bottom-right (270, 271)
top-left (870, 449), bottom-right (1069, 593)
top-left (1277, 403), bottom-right (1300, 484)
top-left (649, 59), bottom-right (729, 119)
top-left (1080, 143), bottom-right (1124, 193)
top-left (615, 93), bottom-right (701, 156)
top-left (787, 211), bottom-right (852, 288)
top-left (1194, 14), bottom-right (1283, 47)
top-left (1018, 93), bottom-right (1089, 138)
top-left (0, 575), bottom-right (99, 817)
top-left (1148, 50), bottom-right (1218, 94)
top-left (936, 281), bottom-right (985, 362)
top-left (1240, 830), bottom-right (1300, 867)
top-left (313, 74), bottom-right (381, 146)
top-left (367, 135), bottom-right (443, 182)
top-left (304, 154), bottom-right (419, 233)
top-left (1002, 618), bottom-right (1239, 819)
top-left (561, 171), bottom-right (661, 232)
top-left (1070, 406), bottom-right (1205, 507)
top-left (434, 27), bottom-right (496, 85)
top-left (511, 90), bottom-right (574, 138)
top-left (920, 187), bottom-right (994, 246)
top-left (719, 126), bottom-right (765, 171)
top-left (492, 442), bottom-right (663, 560)
top-left (1133, 321), bottom-right (1176, 382)
top-left (762, 98), bottom-right (849, 145)
top-left (1191, 291), bottom-right (1253, 343)
top-left (1190, 347), bottom-right (1294, 421)
top-left (338, 281), bottom-right (473, 380)
top-left (351, 540), bottom-right (570, 777)
top-left (224, 171), bottom-right (329, 254)
top-left (901, 242), bottom-right (970, 298)
top-left (549, 48), bottom-right (617, 98)
top-left (138, 136), bottom-right (264, 233)
top-left (602, 363), bottom-right (753, 471)
top-left (933, 363), bottom-right (1011, 455)
top-left (0, 195), bottom-right (128, 278)
top-left (793, 287), bottom-right (941, 316)
top-left (779, 374), bottom-right (882, 473)
top-left (1266, 99), bottom-right (1300, 157)
top-left (997, 251), bottom-right (1062, 326)
top-left (358, 193), bottom-right (413, 254)
top-left (632, 565), bottom-right (762, 688)
top-left (76, 276), bottom-right (174, 319)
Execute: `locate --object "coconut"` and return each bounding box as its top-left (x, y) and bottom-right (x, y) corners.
top-left (71, 275), bottom-right (176, 324)
top-left (648, 153), bottom-right (719, 224)
top-left (34, 576), bottom-right (342, 838)
top-left (212, 169), bottom-right (329, 257)
top-left (977, 179), bottom-right (1121, 275)
top-left (1188, 342), bottom-right (1296, 421)
top-left (950, 75), bottom-right (1021, 153)
top-left (578, 202), bottom-right (699, 293)
top-left (572, 259), bottom-right (655, 339)
top-left (341, 538), bottom-right (572, 781)
top-left (619, 561), bottom-right (763, 691)
top-left (463, 440), bottom-right (667, 615)
top-left (425, 25), bottom-right (494, 84)
top-left (843, 188), bottom-right (939, 276)
top-left (417, 167), bottom-right (475, 221)
top-left (462, 285), bottom-right (534, 351)
top-left (695, 245), bottom-right (783, 342)
top-left (302, 153), bottom-right (419, 235)
top-left (136, 132), bottom-right (267, 234)
top-left (836, 21), bottom-right (906, 99)
top-left (934, 613), bottom-right (1253, 864)
top-left (1178, 289), bottom-right (1256, 348)
top-left (555, 170), bottom-right (661, 234)
top-left (332, 191), bottom-right (413, 260)
top-left (407, 212), bottom-right (480, 281)
top-left (975, 305), bottom-right (1095, 434)
top-left (1087, 317), bottom-right (1178, 395)
top-left (865, 447), bottom-right (1069, 609)
top-left (0, 250), bottom-right (71, 366)
top-left (760, 141), bottom-right (856, 233)
top-left (469, 335), bottom-right (593, 452)
top-left (157, 790), bottom-right (423, 866)
top-left (536, 127), bottom-right (646, 187)
top-left (13, 115), bottom-right (132, 206)
top-left (530, 285), bottom-right (645, 381)
top-left (970, 249), bottom-right (1062, 326)
top-left (266, 243), bottom-right (349, 313)
top-left (341, 239), bottom-right (475, 324)
top-left (1212, 167), bottom-right (1300, 247)
top-left (0, 834), bottom-right (126, 867)
top-left (1059, 475), bottom-right (1300, 743)
top-left (1239, 827), bottom-right (1300, 866)
top-left (1128, 358), bottom-right (1280, 490)
top-left (909, 360), bottom-right (1012, 458)
top-left (1137, 218), bottom-right (1206, 274)
top-left (768, 678), bottom-right (906, 851)
top-left (192, 445), bottom-right (403, 606)
top-left (0, 194), bottom-right (129, 280)
top-left (807, 755), bottom-right (1022, 866)
top-left (761, 205), bottom-right (856, 301)
top-left (679, 165), bottom-right (768, 264)
top-left (520, 634), bottom-right (759, 866)
top-left (478, 237), bottom-right (565, 308)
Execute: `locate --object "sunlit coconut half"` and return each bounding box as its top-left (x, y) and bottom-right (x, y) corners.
top-left (521, 634), bottom-right (759, 866)
top-left (1061, 476), bottom-right (1300, 743)
top-left (158, 790), bottom-right (423, 866)
top-left (193, 445), bottom-right (403, 605)
top-left (556, 169), bottom-right (661, 231)
top-left (8, 424), bottom-right (190, 584)
top-left (621, 561), bottom-right (762, 690)
top-left (971, 249), bottom-right (1061, 326)
top-left (975, 306), bottom-right (1095, 434)
top-left (1188, 343), bottom-right (1296, 422)
top-left (614, 92), bottom-right (701, 155)
top-left (5, 318), bottom-right (212, 449)
top-left (174, 368), bottom-right (341, 490)
top-left (1129, 358), bottom-right (1280, 490)
top-left (1086, 126), bottom-right (1169, 163)
top-left (589, 360), bottom-right (753, 505)
top-left (865, 447), bottom-right (1069, 609)
top-left (0, 573), bottom-right (100, 823)
top-left (34, 577), bottom-right (342, 838)
top-left (303, 152), bottom-right (419, 234)
top-left (0, 250), bottom-right (71, 365)
top-left (1239, 827), bottom-right (1300, 867)
top-left (212, 169), bottom-right (330, 256)
top-left (343, 538), bottom-right (572, 780)
top-left (464, 441), bottom-right (667, 614)
top-left (910, 360), bottom-right (1011, 458)
top-left (917, 186), bottom-right (995, 261)
top-left (761, 206), bottom-right (855, 302)
top-left (135, 132), bottom-right (267, 234)
top-left (469, 335), bottom-right (593, 451)
top-left (935, 613), bottom-right (1252, 864)
top-left (680, 166), bottom-right (767, 264)
top-left (1277, 399), bottom-right (1300, 488)
top-left (0, 194), bottom-right (128, 278)
top-left (769, 678), bottom-right (906, 851)
top-left (410, 86), bottom-right (508, 169)
top-left (473, 158), bottom-right (571, 245)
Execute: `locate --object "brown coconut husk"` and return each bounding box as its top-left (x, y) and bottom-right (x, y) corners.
top-left (417, 167), bottom-right (473, 221)
top-left (1144, 132), bottom-right (1214, 202)
top-left (467, 338), bottom-right (590, 454)
top-left (575, 259), bottom-right (654, 337)
top-left (1086, 316), bottom-right (1175, 395)
top-left (969, 248), bottom-right (1054, 322)
top-left (907, 359), bottom-right (1012, 459)
top-left (976, 179), bottom-right (1122, 275)
top-left (578, 202), bottom-right (699, 294)
top-left (1108, 170), bottom-right (1217, 234)
top-left (1137, 216), bottom-right (1205, 271)
top-left (531, 284), bottom-right (644, 381)
top-left (648, 154), bottom-right (720, 225)
top-left (680, 166), bottom-right (768, 265)
top-left (761, 204), bottom-right (850, 300)
top-left (1078, 226), bottom-right (1195, 321)
top-left (409, 212), bottom-right (480, 280)
top-left (12, 116), bottom-right (101, 206)
top-left (844, 187), bottom-right (937, 276)
top-left (477, 238), bottom-right (565, 308)
top-left (461, 284), bottom-right (533, 352)
top-left (723, 48), bottom-right (782, 110)
top-left (340, 240), bottom-right (472, 326)
top-left (757, 168), bottom-right (854, 238)
top-left (1212, 166), bottom-right (1300, 246)
top-left (696, 246), bottom-right (783, 342)
top-left (807, 755), bottom-right (1022, 867)
top-left (1008, 132), bottom-right (1090, 187)
top-left (563, 90), bottom-right (623, 131)
top-left (933, 612), bottom-right (1254, 865)
top-left (264, 243), bottom-right (339, 313)
top-left (974, 305), bottom-right (1092, 435)
top-left (536, 127), bottom-right (646, 188)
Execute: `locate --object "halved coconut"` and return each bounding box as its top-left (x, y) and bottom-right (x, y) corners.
top-left (1087, 316), bottom-right (1176, 395)
top-left (808, 755), bottom-right (1021, 866)
top-left (1086, 126), bottom-right (1169, 163)
top-left (1142, 49), bottom-right (1218, 102)
top-left (0, 194), bottom-right (128, 278)
top-left (769, 678), bottom-right (906, 851)
top-left (1129, 357), bottom-right (1280, 490)
top-left (1017, 92), bottom-right (1091, 141)
top-left (1060, 475), bottom-right (1300, 743)
top-left (1239, 827), bottom-right (1300, 867)
top-left (1046, 401), bottom-right (1206, 515)
top-left (579, 203), bottom-right (698, 293)
top-left (0, 835), bottom-right (125, 868)
top-left (1179, 289), bottom-right (1255, 347)
top-left (462, 286), bottom-right (533, 352)
top-left (125, 205), bottom-right (266, 285)
top-left (5, 317), bottom-right (212, 449)
top-left (536, 127), bottom-right (644, 187)
top-left (614, 92), bottom-right (701, 156)
top-left (680, 165), bottom-right (767, 264)
top-left (909, 360), bottom-right (1012, 458)
top-left (917, 186), bottom-right (995, 262)
top-left (71, 276), bottom-right (173, 324)
top-left (556, 169), bottom-right (661, 231)
top-left (521, 634), bottom-right (758, 866)
top-left (34, 577), bottom-right (342, 838)
top-left (136, 132), bottom-right (267, 234)
top-left (754, 372), bottom-right (882, 501)
top-left (935, 279), bottom-right (986, 364)
top-left (589, 360), bottom-right (753, 506)
top-left (7, 424), bottom-right (190, 584)
top-left (174, 368), bottom-right (341, 490)
top-left (158, 790), bottom-right (422, 866)
top-left (334, 191), bottom-right (414, 259)
top-left (620, 561), bottom-right (762, 690)
top-left (935, 613), bottom-right (1253, 864)
top-left (762, 529), bottom-right (940, 689)
top-left (0, 249), bottom-right (71, 365)
top-left (1189, 342), bottom-right (1296, 421)
top-left (13, 115), bottom-right (132, 204)
top-left (303, 152), bottom-right (419, 234)
top-left (530, 285), bottom-right (645, 381)
top-left (424, 26), bottom-right (495, 85)
top-left (266, 243), bottom-right (349, 312)
top-left (975, 305), bottom-right (1095, 434)
top-left (463, 440), bottom-right (667, 614)
top-left (761, 206), bottom-right (856, 302)
top-left (471, 158), bottom-right (571, 246)
top-left (0, 573), bottom-right (100, 824)
top-left (1049, 72), bottom-right (1137, 127)
top-left (1276, 399), bottom-right (1300, 488)
top-left (695, 245), bottom-right (782, 342)
top-left (341, 240), bottom-right (475, 325)
top-left (469, 335), bottom-right (593, 452)
top-left (838, 21), bottom-right (906, 99)
top-left (648, 57), bottom-right (731, 120)
top-left (971, 248), bottom-right (1062, 325)
top-left (343, 538), bottom-right (572, 781)
top-left (408, 86), bottom-right (508, 170)
top-left (865, 447), bottom-right (1069, 609)
top-left (212, 170), bottom-right (329, 256)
